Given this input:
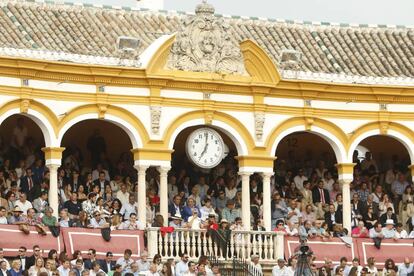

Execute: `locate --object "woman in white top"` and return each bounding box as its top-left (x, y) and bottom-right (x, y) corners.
top-left (225, 178), bottom-right (238, 200)
top-left (379, 194), bottom-right (394, 216)
top-left (28, 257), bottom-right (45, 276)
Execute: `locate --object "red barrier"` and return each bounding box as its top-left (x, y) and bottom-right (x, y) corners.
top-left (285, 236), bottom-right (414, 267)
top-left (355, 238), bottom-right (414, 268)
top-left (60, 228), bottom-right (145, 259)
top-left (284, 237), bottom-right (356, 266)
top-left (0, 225), bottom-right (64, 257)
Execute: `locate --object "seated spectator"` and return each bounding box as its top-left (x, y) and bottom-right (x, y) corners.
top-left (136, 252), bottom-right (150, 272)
top-left (181, 198), bottom-right (200, 222)
top-left (381, 219), bottom-right (396, 238)
top-left (32, 191), bottom-right (48, 215)
top-left (169, 214), bottom-right (184, 228)
top-left (220, 200), bottom-right (240, 224)
top-left (88, 211), bottom-right (109, 229)
top-left (0, 207), bottom-right (7, 224)
top-left (57, 259), bottom-right (71, 276)
top-left (9, 259), bottom-right (22, 276)
top-left (186, 209), bottom-right (203, 230)
top-left (28, 257), bottom-right (46, 276)
top-left (100, 252), bottom-right (115, 274)
top-left (351, 221), bottom-right (369, 238)
top-left (286, 199), bottom-right (302, 225)
top-left (394, 223), bottom-right (408, 239)
top-left (119, 195), bottom-right (138, 221)
top-left (272, 259), bottom-right (289, 276)
top-left (324, 204), bottom-right (342, 231)
top-left (301, 204), bottom-right (316, 224)
top-left (0, 260), bottom-right (9, 276)
top-left (382, 259), bottom-right (397, 275)
top-left (379, 207), bottom-right (398, 226)
top-left (89, 261), bottom-right (105, 276)
top-left (14, 193), bottom-right (32, 215)
top-left (118, 213), bottom-right (144, 230)
top-left (199, 198), bottom-right (216, 221)
top-left (398, 257), bottom-right (414, 276)
top-left (59, 209), bottom-right (73, 228)
top-left (363, 206), bottom-right (378, 229)
top-left (82, 193), bottom-right (97, 219)
top-left (63, 193), bottom-right (82, 220)
top-left (175, 254), bottom-right (189, 276)
top-left (298, 220), bottom-right (316, 240)
top-left (8, 206), bottom-right (26, 225)
top-left (116, 249), bottom-right (133, 272)
top-left (0, 249), bottom-right (10, 270)
top-left (147, 263), bottom-right (160, 276)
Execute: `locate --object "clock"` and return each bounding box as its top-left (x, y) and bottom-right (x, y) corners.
top-left (186, 127), bottom-right (225, 169)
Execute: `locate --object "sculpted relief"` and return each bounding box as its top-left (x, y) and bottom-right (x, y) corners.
top-left (166, 1), bottom-right (247, 75)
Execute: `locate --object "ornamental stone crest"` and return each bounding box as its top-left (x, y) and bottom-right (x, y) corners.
top-left (166, 1), bottom-right (247, 75)
top-left (150, 106), bottom-right (162, 135)
top-left (254, 111), bottom-right (265, 141)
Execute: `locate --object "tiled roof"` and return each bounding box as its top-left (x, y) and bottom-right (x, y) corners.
top-left (0, 0), bottom-right (414, 80)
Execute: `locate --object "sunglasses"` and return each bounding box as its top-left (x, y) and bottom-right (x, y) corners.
top-left (34, 249), bottom-right (40, 252)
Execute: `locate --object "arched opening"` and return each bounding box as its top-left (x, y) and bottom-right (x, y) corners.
top-left (273, 131), bottom-right (339, 229)
top-left (0, 114), bottom-right (46, 201)
top-left (60, 119), bottom-right (135, 196)
top-left (167, 125), bottom-right (241, 223)
top-left (352, 135), bottom-right (412, 230)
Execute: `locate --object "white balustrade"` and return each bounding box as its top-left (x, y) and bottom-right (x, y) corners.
top-left (146, 227), bottom-right (285, 262)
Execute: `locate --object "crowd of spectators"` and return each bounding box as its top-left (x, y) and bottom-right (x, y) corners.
top-left (1, 120), bottom-right (414, 275)
top-left (0, 246), bottom-right (221, 276)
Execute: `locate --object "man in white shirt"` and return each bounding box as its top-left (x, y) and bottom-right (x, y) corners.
top-left (14, 193), bottom-right (33, 215)
top-left (89, 212), bottom-right (109, 229)
top-left (0, 248), bottom-right (10, 270)
top-left (58, 259), bottom-right (71, 276)
top-left (89, 261), bottom-right (107, 276)
top-left (187, 210), bottom-right (202, 230)
top-left (395, 223), bottom-right (408, 239)
top-left (175, 254), bottom-right (189, 276)
top-left (0, 260), bottom-right (9, 276)
top-left (118, 213), bottom-right (145, 230)
top-left (120, 195), bottom-right (138, 221)
top-left (293, 169), bottom-right (307, 190)
top-left (116, 184), bottom-right (130, 206)
top-left (272, 259), bottom-right (291, 276)
top-left (398, 257), bottom-right (414, 276)
top-left (183, 261), bottom-right (196, 276)
top-left (116, 249), bottom-right (134, 272)
top-left (136, 251), bottom-right (150, 272)
top-left (146, 264), bottom-right (160, 276)
top-left (0, 207), bottom-right (8, 224)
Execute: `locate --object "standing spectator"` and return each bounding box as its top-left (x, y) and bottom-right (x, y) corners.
top-left (87, 130), bottom-right (106, 167)
top-left (391, 173), bottom-right (409, 214)
top-left (20, 169), bottom-right (38, 201)
top-left (312, 180), bottom-right (330, 219)
top-left (16, 247), bottom-right (28, 272)
top-left (116, 185), bottom-right (129, 207)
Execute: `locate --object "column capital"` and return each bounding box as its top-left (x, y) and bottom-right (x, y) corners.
top-left (261, 172), bottom-right (274, 178)
top-left (336, 163), bottom-right (356, 181)
top-left (134, 165), bottom-right (149, 172)
top-left (42, 147), bottom-right (65, 166)
top-left (131, 148), bottom-right (173, 162)
top-left (238, 170), bottom-right (253, 177)
top-left (157, 166), bottom-right (171, 175)
top-left (235, 155), bottom-right (276, 172)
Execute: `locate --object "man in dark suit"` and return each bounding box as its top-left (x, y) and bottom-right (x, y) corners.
top-left (0, 260), bottom-right (11, 276)
top-left (312, 180), bottom-right (330, 218)
top-left (26, 245), bottom-right (43, 269)
top-left (20, 168), bottom-right (39, 201)
top-left (84, 249), bottom-right (99, 270)
top-left (324, 204), bottom-right (342, 231)
top-left (101, 252), bottom-right (116, 274)
top-left (379, 207), bottom-right (398, 226)
top-left (168, 195), bottom-right (183, 220)
top-left (93, 171), bottom-right (110, 193)
top-left (16, 246), bottom-right (29, 271)
top-left (363, 194), bottom-right (380, 217)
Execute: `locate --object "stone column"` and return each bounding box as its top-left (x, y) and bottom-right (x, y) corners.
top-left (336, 163), bottom-right (355, 234)
top-left (42, 147), bottom-right (65, 218)
top-left (409, 165), bottom-right (414, 183)
top-left (239, 171), bottom-right (252, 230)
top-left (262, 172), bottom-right (273, 231)
top-left (157, 166), bottom-right (170, 226)
top-left (136, 165), bottom-right (149, 224)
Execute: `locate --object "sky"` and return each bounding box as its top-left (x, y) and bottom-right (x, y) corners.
top-left (77, 0), bottom-right (414, 26)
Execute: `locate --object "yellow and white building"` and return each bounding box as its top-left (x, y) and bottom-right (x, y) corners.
top-left (0, 0), bottom-right (414, 233)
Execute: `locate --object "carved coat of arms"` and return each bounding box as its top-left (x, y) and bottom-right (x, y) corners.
top-left (166, 1), bottom-right (247, 75)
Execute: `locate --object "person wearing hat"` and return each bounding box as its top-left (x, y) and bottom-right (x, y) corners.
top-left (220, 199), bottom-right (241, 224)
top-left (205, 213), bottom-right (218, 230)
top-left (272, 259), bottom-right (289, 276)
top-left (381, 219), bottom-right (396, 238)
top-left (8, 206), bottom-right (25, 225)
top-left (169, 214), bottom-right (184, 228)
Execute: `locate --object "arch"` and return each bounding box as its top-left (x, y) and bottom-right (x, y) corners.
top-left (347, 121), bottom-right (414, 163)
top-left (0, 100), bottom-right (57, 147)
top-left (163, 111), bottom-right (255, 156)
top-left (266, 117), bottom-right (348, 163)
top-left (57, 104), bottom-right (150, 149)
top-left (240, 39), bottom-right (281, 84)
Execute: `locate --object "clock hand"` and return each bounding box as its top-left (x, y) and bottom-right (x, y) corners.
top-left (199, 132), bottom-right (209, 160)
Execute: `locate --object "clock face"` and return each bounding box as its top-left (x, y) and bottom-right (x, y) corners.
top-left (186, 127), bottom-right (225, 169)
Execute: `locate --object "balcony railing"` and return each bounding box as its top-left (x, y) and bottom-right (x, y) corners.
top-left (146, 227), bottom-right (285, 262)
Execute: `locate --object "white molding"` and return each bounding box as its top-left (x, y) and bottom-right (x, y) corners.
top-left (239, 166), bottom-right (273, 173)
top-left (134, 160), bottom-right (171, 168)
